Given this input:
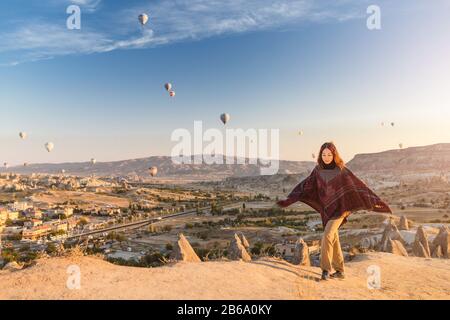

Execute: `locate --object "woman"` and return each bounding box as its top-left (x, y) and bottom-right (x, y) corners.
top-left (276, 142), bottom-right (392, 281)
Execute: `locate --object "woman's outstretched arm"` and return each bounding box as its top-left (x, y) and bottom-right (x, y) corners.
top-left (276, 168), bottom-right (318, 208)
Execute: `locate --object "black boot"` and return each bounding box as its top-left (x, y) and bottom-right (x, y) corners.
top-left (330, 271), bottom-right (345, 279)
top-left (321, 270), bottom-right (329, 281)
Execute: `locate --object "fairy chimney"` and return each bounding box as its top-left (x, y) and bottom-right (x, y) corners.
top-left (412, 226), bottom-right (431, 258)
top-left (431, 226), bottom-right (450, 259)
top-left (398, 216), bottom-right (409, 230)
top-left (379, 221), bottom-right (406, 252)
top-left (229, 233), bottom-right (252, 262)
top-left (171, 233), bottom-right (201, 262)
top-left (238, 233), bottom-right (250, 249)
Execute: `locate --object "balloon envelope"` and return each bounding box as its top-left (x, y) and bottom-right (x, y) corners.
top-left (45, 142), bottom-right (54, 152)
top-left (220, 113), bottom-right (230, 125)
top-left (149, 166), bottom-right (158, 177)
top-left (164, 83), bottom-right (172, 91)
top-left (169, 90), bottom-right (175, 97)
top-left (91, 158), bottom-right (97, 164)
top-left (138, 13), bottom-right (149, 25)
top-left (19, 132), bottom-right (27, 139)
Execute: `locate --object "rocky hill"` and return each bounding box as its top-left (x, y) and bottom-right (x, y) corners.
top-left (346, 143), bottom-right (450, 174)
top-left (2, 143), bottom-right (449, 181)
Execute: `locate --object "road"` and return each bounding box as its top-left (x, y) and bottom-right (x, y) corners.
top-left (66, 201), bottom-right (242, 240)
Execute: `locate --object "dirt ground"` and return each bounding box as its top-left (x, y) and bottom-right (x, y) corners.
top-left (1, 251), bottom-right (449, 300)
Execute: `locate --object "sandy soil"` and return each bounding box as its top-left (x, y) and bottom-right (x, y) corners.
top-left (1, 252), bottom-right (449, 300)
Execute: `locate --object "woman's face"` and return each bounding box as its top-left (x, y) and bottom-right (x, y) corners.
top-left (321, 147), bottom-right (334, 164)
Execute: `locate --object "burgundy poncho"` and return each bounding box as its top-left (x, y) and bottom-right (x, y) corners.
top-left (277, 165), bottom-right (392, 228)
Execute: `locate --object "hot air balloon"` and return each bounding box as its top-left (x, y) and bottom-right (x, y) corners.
top-left (169, 90), bottom-right (176, 97)
top-left (298, 130), bottom-right (304, 136)
top-left (220, 113), bottom-right (230, 125)
top-left (164, 83), bottom-right (172, 91)
top-left (138, 13), bottom-right (149, 26)
top-left (3, 162), bottom-right (8, 168)
top-left (45, 142), bottom-right (54, 152)
top-left (91, 158), bottom-right (96, 165)
top-left (399, 143), bottom-right (403, 149)
top-left (23, 162), bottom-right (28, 167)
top-left (149, 166), bottom-right (158, 177)
top-left (19, 132), bottom-right (27, 139)
top-left (391, 122), bottom-right (395, 127)
top-left (312, 153), bottom-right (315, 159)
top-left (380, 122), bottom-right (384, 127)
top-left (61, 169), bottom-right (66, 174)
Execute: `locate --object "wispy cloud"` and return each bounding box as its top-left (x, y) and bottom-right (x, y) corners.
top-left (68, 0), bottom-right (102, 12)
top-left (0, 0), bottom-right (365, 66)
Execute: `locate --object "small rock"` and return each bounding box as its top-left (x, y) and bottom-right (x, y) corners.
top-left (171, 233), bottom-right (201, 262)
top-left (431, 226), bottom-right (449, 259)
top-left (432, 244), bottom-right (443, 258)
top-left (398, 216), bottom-right (409, 230)
top-left (412, 226), bottom-right (431, 258)
top-left (386, 238), bottom-right (408, 256)
top-left (292, 238), bottom-right (310, 266)
top-left (2, 261), bottom-right (23, 271)
top-left (378, 221), bottom-right (406, 251)
top-left (238, 233), bottom-right (250, 249)
top-left (229, 233), bottom-right (251, 262)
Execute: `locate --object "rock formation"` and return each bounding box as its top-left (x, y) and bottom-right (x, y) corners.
top-left (171, 233), bottom-right (201, 262)
top-left (293, 238), bottom-right (310, 266)
top-left (238, 233), bottom-right (250, 249)
top-left (412, 226), bottom-right (431, 258)
top-left (398, 216), bottom-right (409, 230)
top-left (386, 239), bottom-right (408, 256)
top-left (378, 221), bottom-right (406, 252)
top-left (432, 245), bottom-right (443, 258)
top-left (431, 226), bottom-right (449, 259)
top-left (229, 233), bottom-right (251, 262)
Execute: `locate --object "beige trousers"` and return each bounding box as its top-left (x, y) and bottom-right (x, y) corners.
top-left (320, 211), bottom-right (350, 273)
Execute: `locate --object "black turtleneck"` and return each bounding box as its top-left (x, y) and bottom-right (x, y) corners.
top-left (323, 161), bottom-right (336, 170)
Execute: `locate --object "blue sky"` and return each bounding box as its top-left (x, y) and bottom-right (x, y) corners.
top-left (1, 0), bottom-right (449, 165)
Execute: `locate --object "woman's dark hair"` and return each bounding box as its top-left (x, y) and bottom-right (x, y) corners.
top-left (317, 141), bottom-right (345, 170)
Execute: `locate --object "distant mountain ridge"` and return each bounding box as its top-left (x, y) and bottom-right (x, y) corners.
top-left (2, 143), bottom-right (449, 179)
top-left (1, 155), bottom-right (314, 179)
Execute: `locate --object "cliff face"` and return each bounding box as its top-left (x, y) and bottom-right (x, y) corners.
top-left (347, 143), bottom-right (450, 174)
top-left (1, 251), bottom-right (449, 299)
